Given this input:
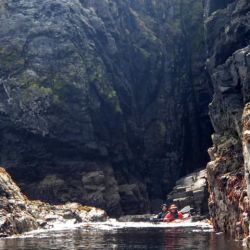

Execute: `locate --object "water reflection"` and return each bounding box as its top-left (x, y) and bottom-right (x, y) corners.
top-left (0, 227), bottom-right (244, 250)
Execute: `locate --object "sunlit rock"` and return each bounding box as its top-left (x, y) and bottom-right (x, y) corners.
top-left (0, 167), bottom-right (107, 237)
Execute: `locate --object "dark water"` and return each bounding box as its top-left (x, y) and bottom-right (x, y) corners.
top-left (0, 228), bottom-right (244, 250)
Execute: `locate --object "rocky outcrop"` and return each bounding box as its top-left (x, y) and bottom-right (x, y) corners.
top-left (0, 166), bottom-right (106, 237)
top-left (166, 169), bottom-right (209, 215)
top-left (0, 0), bottom-right (212, 215)
top-left (204, 0), bottom-right (250, 239)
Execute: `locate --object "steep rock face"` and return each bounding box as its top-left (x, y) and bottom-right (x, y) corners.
top-left (0, 0), bottom-right (212, 215)
top-left (205, 0), bottom-right (250, 236)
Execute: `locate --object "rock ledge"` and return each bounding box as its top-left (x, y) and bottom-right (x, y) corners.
top-left (0, 167), bottom-right (107, 237)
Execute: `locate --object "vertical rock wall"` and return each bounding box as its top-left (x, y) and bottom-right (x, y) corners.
top-left (205, 0), bottom-right (250, 237)
top-left (0, 0), bottom-right (212, 215)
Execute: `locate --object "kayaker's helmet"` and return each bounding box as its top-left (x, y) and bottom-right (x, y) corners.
top-left (161, 203), bottom-right (167, 208)
top-left (169, 204), bottom-right (178, 210)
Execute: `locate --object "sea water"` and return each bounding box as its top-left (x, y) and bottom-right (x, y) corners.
top-left (0, 220), bottom-right (244, 250)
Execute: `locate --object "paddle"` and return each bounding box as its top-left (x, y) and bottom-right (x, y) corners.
top-left (180, 205), bottom-right (192, 214)
top-left (149, 205), bottom-right (193, 223)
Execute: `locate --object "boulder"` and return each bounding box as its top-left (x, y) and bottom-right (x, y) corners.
top-left (0, 167), bottom-right (107, 237)
top-left (167, 169), bottom-right (209, 215)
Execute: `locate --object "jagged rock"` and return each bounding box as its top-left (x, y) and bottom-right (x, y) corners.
top-left (167, 169), bottom-right (209, 215)
top-left (0, 167), bottom-right (107, 237)
top-left (62, 211), bottom-right (82, 222)
top-left (204, 0), bottom-right (250, 241)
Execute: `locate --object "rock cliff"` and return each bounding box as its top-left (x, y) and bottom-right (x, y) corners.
top-left (204, 0), bottom-right (250, 238)
top-left (0, 0), bottom-right (212, 215)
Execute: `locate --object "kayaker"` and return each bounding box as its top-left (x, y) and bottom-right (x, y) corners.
top-left (156, 204), bottom-right (168, 221)
top-left (164, 204), bottom-right (183, 222)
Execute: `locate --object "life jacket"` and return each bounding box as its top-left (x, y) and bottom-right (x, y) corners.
top-left (164, 211), bottom-right (183, 221)
top-left (157, 211), bottom-right (167, 219)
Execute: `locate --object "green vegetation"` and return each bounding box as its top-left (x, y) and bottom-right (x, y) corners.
top-left (52, 79), bottom-right (66, 92)
top-left (22, 83), bottom-right (53, 104)
top-left (0, 47), bottom-right (25, 73)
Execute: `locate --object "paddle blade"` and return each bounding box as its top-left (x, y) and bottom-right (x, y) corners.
top-left (180, 205), bottom-right (191, 214)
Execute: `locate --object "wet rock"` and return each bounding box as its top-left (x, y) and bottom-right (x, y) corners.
top-left (167, 169), bottom-right (209, 215)
top-left (84, 207), bottom-right (107, 222)
top-left (0, 167), bottom-right (107, 237)
top-left (118, 214), bottom-right (153, 222)
top-left (62, 211), bottom-right (82, 222)
top-left (15, 215), bottom-right (38, 234)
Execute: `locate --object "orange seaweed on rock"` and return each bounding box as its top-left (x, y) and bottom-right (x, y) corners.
top-left (238, 103), bottom-right (250, 243)
top-left (206, 131), bottom-right (245, 237)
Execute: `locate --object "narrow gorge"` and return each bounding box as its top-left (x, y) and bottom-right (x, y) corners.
top-left (0, 0), bottom-right (250, 245)
top-left (0, 0), bottom-right (212, 217)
